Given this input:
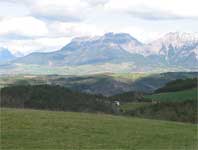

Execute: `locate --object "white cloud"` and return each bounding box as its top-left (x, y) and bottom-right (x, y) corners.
top-left (0, 16), bottom-right (48, 38)
top-left (3, 0), bottom-right (198, 21)
top-left (83, 0), bottom-right (110, 6)
top-left (0, 37), bottom-right (71, 55)
top-left (3, 0), bottom-right (110, 22)
top-left (0, 1), bottom-right (30, 17)
top-left (48, 22), bottom-right (104, 37)
top-left (0, 0), bottom-right (198, 54)
top-left (30, 0), bottom-right (88, 22)
top-left (105, 0), bottom-right (198, 20)
top-left (0, 21), bottom-right (105, 55)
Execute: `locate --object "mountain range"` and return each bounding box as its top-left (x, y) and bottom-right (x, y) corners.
top-left (1, 32), bottom-right (198, 74)
top-left (0, 47), bottom-right (16, 63)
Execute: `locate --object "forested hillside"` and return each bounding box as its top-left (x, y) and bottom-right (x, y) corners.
top-left (0, 85), bottom-right (117, 113)
top-left (118, 78), bottom-right (197, 123)
top-left (155, 78), bottom-right (197, 93)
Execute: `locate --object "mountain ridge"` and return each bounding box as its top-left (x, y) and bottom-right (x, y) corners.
top-left (0, 47), bottom-right (16, 63)
top-left (3, 32), bottom-right (198, 72)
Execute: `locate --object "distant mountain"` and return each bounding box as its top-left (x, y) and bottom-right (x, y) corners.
top-left (6, 32), bottom-right (198, 72)
top-left (145, 32), bottom-right (198, 67)
top-left (14, 33), bottom-right (144, 66)
top-left (0, 48), bottom-right (16, 63)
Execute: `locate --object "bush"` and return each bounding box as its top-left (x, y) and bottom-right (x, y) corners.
top-left (124, 100), bottom-right (197, 123)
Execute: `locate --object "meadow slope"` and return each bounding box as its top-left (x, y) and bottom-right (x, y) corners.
top-left (145, 88), bottom-right (197, 102)
top-left (1, 108), bottom-right (197, 150)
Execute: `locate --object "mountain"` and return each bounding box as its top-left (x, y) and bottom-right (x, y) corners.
top-left (145, 32), bottom-right (198, 67)
top-left (14, 33), bottom-right (144, 66)
top-left (3, 32), bottom-right (198, 73)
top-left (0, 47), bottom-right (16, 63)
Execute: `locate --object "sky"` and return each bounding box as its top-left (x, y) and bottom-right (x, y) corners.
top-left (0, 0), bottom-right (198, 55)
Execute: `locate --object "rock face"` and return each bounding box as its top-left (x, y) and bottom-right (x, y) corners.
top-left (0, 47), bottom-right (16, 63)
top-left (13, 32), bottom-right (198, 69)
top-left (145, 32), bottom-right (198, 67)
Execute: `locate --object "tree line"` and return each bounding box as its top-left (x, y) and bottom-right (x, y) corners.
top-left (0, 85), bottom-right (118, 114)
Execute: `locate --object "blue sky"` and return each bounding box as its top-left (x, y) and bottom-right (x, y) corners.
top-left (0, 0), bottom-right (198, 55)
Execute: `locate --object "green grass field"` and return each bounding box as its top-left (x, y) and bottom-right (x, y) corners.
top-left (0, 63), bottom-right (134, 75)
top-left (145, 88), bottom-right (197, 102)
top-left (1, 108), bottom-right (197, 150)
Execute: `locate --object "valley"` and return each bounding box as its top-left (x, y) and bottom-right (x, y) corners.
top-left (0, 52), bottom-right (197, 149)
top-left (1, 74), bottom-right (197, 123)
top-left (0, 1), bottom-right (197, 149)
top-left (0, 72), bottom-right (197, 96)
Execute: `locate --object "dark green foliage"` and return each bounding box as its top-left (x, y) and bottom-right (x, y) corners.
top-left (0, 72), bottom-right (197, 96)
top-left (120, 78), bottom-right (198, 123)
top-left (0, 85), bottom-right (116, 113)
top-left (123, 100), bottom-right (197, 123)
top-left (110, 91), bottom-right (144, 103)
top-left (145, 88), bottom-right (197, 102)
top-left (155, 78), bottom-right (197, 93)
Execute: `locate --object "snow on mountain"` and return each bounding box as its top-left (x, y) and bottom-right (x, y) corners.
top-left (10, 32), bottom-right (198, 68)
top-left (146, 32), bottom-right (198, 55)
top-left (144, 32), bottom-right (198, 66)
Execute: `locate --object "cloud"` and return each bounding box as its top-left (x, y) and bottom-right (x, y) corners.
top-left (17, 0), bottom-right (93, 22)
top-left (83, 0), bottom-right (110, 6)
top-left (33, 13), bottom-right (82, 22)
top-left (127, 9), bottom-right (197, 21)
top-left (30, 0), bottom-right (86, 22)
top-left (0, 37), bottom-right (71, 55)
top-left (105, 0), bottom-right (198, 20)
top-left (1, 0), bottom-right (88, 22)
top-left (0, 1), bottom-right (30, 17)
top-left (0, 21), bottom-right (104, 55)
top-left (0, 16), bottom-right (48, 38)
top-left (48, 22), bottom-right (104, 37)
top-left (3, 0), bottom-right (198, 21)
top-left (0, 0), bottom-right (198, 54)
top-left (3, 0), bottom-right (110, 22)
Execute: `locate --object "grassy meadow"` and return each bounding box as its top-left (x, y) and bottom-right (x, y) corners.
top-left (145, 88), bottom-right (197, 102)
top-left (1, 108), bottom-right (197, 150)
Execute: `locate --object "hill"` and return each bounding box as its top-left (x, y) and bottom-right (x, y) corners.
top-left (1, 108), bottom-right (197, 150)
top-left (144, 78), bottom-right (197, 102)
top-left (118, 88), bottom-right (197, 123)
top-left (155, 78), bottom-right (197, 93)
top-left (0, 72), bottom-right (197, 96)
top-left (145, 88), bottom-right (197, 102)
top-left (0, 85), bottom-right (116, 113)
top-left (110, 91), bottom-right (144, 102)
top-left (118, 78), bottom-right (197, 123)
